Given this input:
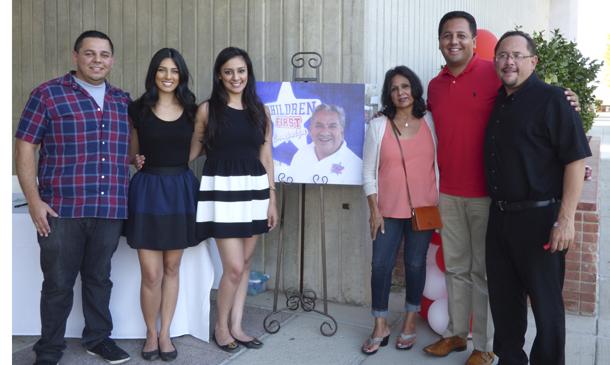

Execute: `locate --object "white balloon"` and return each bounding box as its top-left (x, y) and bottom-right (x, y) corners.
top-left (423, 264), bottom-right (447, 300)
top-left (426, 245), bottom-right (439, 266)
top-left (428, 298), bottom-right (449, 335)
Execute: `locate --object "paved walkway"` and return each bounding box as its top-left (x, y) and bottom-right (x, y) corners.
top-left (588, 113), bottom-right (610, 364)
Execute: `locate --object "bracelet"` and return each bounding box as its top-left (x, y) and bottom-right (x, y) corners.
top-left (269, 186), bottom-right (276, 191)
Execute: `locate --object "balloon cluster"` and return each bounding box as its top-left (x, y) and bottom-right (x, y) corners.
top-left (475, 29), bottom-right (498, 62)
top-left (420, 232), bottom-right (448, 335)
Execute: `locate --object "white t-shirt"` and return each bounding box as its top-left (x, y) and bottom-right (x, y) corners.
top-left (287, 141), bottom-right (362, 185)
top-left (74, 76), bottom-right (106, 110)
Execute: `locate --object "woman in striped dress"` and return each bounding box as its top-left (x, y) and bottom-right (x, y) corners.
top-left (192, 47), bottom-right (278, 352)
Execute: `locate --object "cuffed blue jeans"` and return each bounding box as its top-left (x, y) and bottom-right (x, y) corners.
top-left (371, 217), bottom-right (432, 317)
top-left (33, 217), bottom-right (123, 363)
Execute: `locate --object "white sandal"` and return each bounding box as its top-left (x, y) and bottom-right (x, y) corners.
top-left (361, 334), bottom-right (390, 355)
top-left (396, 332), bottom-right (416, 350)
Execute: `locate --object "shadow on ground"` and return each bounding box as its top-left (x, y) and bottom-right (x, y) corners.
top-left (13, 301), bottom-right (292, 365)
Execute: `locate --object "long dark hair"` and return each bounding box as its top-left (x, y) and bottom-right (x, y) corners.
top-left (380, 65), bottom-right (426, 120)
top-left (204, 47), bottom-right (267, 151)
top-left (131, 48), bottom-right (197, 123)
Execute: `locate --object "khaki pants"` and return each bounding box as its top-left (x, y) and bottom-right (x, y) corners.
top-left (439, 193), bottom-right (494, 352)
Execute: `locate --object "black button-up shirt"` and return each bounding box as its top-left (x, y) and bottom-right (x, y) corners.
top-left (484, 73), bottom-right (591, 202)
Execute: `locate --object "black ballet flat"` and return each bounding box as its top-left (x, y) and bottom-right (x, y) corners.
top-left (159, 340), bottom-right (178, 361)
top-left (213, 336), bottom-right (241, 353)
top-left (141, 344), bottom-right (159, 361)
top-left (235, 337), bottom-right (263, 349)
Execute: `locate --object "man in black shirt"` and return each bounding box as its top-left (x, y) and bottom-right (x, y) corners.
top-left (484, 30), bottom-right (591, 365)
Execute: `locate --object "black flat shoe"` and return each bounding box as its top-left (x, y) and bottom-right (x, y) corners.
top-left (141, 346), bottom-right (159, 361)
top-left (159, 340), bottom-right (178, 361)
top-left (235, 337), bottom-right (263, 349)
top-left (213, 336), bottom-right (241, 353)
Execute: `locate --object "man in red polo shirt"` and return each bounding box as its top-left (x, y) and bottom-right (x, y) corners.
top-left (423, 11), bottom-right (578, 365)
top-left (423, 12), bottom-right (497, 365)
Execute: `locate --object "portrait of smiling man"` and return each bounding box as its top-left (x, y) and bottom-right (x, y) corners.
top-left (310, 107), bottom-right (344, 159)
top-left (288, 103), bottom-right (362, 185)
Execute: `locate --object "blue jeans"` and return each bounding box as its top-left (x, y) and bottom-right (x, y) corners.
top-left (371, 218), bottom-right (432, 317)
top-left (33, 217), bottom-right (123, 363)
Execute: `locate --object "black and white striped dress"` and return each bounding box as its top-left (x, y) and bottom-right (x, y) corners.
top-left (195, 106), bottom-right (270, 240)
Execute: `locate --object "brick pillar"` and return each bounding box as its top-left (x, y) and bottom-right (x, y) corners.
top-left (563, 137), bottom-right (600, 316)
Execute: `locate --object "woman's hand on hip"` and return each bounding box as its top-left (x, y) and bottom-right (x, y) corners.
top-left (133, 154), bottom-right (146, 170)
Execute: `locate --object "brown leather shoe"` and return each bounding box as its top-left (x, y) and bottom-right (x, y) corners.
top-left (423, 336), bottom-right (467, 357)
top-left (465, 350), bottom-right (495, 365)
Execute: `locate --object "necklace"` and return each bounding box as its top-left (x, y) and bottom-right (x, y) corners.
top-left (397, 118), bottom-right (411, 127)
top-left (394, 113), bottom-right (413, 128)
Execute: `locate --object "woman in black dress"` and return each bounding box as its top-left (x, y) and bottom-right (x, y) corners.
top-left (192, 47), bottom-right (278, 352)
top-left (127, 48), bottom-right (201, 361)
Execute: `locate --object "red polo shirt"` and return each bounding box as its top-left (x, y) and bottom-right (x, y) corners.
top-left (427, 54), bottom-right (501, 197)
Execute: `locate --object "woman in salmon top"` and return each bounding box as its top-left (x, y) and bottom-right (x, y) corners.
top-left (361, 65), bottom-right (439, 354)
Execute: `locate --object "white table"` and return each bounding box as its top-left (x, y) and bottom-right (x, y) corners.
top-left (12, 201), bottom-right (216, 341)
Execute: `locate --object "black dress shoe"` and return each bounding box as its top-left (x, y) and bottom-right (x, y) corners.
top-left (235, 337), bottom-right (263, 349)
top-left (159, 340), bottom-right (177, 361)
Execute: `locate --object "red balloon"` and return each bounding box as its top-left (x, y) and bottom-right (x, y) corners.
top-left (436, 245), bottom-right (446, 272)
top-left (420, 296), bottom-right (434, 320)
top-left (475, 29), bottom-right (498, 62)
top-left (431, 231), bottom-right (442, 246)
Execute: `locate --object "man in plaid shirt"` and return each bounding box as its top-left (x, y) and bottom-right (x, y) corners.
top-left (15, 30), bottom-right (131, 365)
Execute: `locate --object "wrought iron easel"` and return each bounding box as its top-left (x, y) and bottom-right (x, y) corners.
top-left (263, 52), bottom-right (337, 337)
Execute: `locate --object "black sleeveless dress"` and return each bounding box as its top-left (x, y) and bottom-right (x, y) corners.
top-left (195, 106), bottom-right (270, 240)
top-left (126, 107), bottom-right (200, 250)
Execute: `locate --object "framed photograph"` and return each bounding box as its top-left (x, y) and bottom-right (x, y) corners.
top-left (257, 81), bottom-right (365, 185)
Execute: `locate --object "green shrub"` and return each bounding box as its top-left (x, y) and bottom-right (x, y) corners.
top-left (532, 29), bottom-right (603, 133)
top-left (595, 99), bottom-right (603, 112)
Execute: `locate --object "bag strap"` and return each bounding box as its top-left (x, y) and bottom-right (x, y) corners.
top-left (388, 118), bottom-right (415, 211)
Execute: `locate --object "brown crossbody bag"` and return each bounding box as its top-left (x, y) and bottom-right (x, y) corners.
top-left (389, 118), bottom-right (442, 231)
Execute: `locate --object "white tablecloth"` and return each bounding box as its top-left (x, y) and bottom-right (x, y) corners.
top-left (12, 207), bottom-right (215, 341)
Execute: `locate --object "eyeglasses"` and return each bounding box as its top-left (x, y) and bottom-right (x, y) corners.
top-left (495, 52), bottom-right (535, 62)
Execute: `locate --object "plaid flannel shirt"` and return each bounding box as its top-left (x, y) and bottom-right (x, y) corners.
top-left (15, 72), bottom-right (131, 219)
